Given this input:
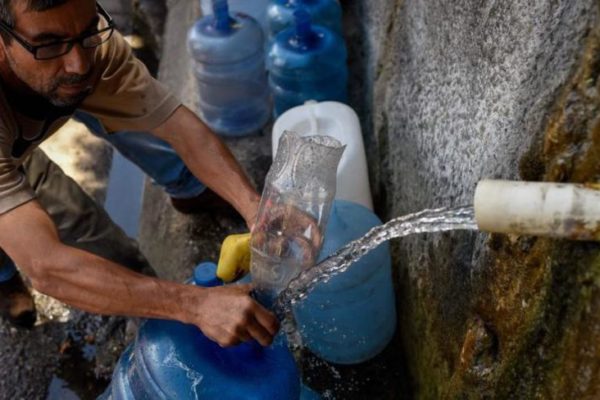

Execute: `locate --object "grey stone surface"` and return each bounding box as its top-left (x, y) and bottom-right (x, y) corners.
top-left (360, 0), bottom-right (594, 212)
top-left (344, 0), bottom-right (600, 397)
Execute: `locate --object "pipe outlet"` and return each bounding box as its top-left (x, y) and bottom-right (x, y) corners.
top-left (474, 180), bottom-right (600, 241)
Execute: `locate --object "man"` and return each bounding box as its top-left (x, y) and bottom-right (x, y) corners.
top-left (0, 0), bottom-right (278, 348)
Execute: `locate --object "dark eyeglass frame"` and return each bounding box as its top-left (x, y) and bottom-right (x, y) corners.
top-left (0, 2), bottom-right (115, 60)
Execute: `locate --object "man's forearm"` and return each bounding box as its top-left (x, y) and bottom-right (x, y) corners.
top-left (32, 243), bottom-right (192, 322)
top-left (152, 106), bottom-right (260, 226)
top-left (0, 199), bottom-right (278, 347)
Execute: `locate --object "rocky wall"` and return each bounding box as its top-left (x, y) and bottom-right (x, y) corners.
top-left (344, 0), bottom-right (600, 397)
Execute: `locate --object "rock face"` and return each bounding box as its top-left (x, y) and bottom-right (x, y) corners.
top-left (343, 0), bottom-right (600, 397)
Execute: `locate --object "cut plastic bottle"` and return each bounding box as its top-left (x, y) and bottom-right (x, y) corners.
top-left (273, 101), bottom-right (374, 210)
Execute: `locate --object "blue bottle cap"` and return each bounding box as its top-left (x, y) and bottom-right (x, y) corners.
top-left (193, 262), bottom-right (222, 287)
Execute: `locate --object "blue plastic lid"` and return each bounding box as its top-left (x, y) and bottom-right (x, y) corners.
top-left (187, 7), bottom-right (264, 63)
top-left (267, 14), bottom-right (346, 76)
top-left (193, 262), bottom-right (222, 287)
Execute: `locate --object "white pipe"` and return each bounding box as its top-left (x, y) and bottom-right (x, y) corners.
top-left (474, 180), bottom-right (600, 241)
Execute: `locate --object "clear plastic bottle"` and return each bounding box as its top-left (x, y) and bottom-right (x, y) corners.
top-left (250, 131), bottom-right (345, 306)
top-left (273, 101), bottom-right (374, 210)
top-left (267, 10), bottom-right (348, 117)
top-left (266, 0), bottom-right (342, 40)
top-left (187, 0), bottom-right (271, 136)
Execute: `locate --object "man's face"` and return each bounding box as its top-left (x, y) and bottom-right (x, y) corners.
top-left (0, 0), bottom-right (99, 107)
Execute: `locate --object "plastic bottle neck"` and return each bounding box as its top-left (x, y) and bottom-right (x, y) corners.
top-left (211, 0), bottom-right (232, 33)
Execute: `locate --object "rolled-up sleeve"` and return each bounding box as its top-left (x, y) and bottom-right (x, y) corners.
top-left (0, 134), bottom-right (34, 214)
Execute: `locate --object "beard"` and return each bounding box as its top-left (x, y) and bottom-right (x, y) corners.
top-left (44, 72), bottom-right (94, 108)
top-left (5, 53), bottom-right (93, 109)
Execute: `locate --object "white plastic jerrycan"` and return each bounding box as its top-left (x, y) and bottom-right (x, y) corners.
top-left (272, 101), bottom-right (373, 210)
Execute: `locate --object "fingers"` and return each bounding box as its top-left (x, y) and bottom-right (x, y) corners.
top-left (194, 286), bottom-right (280, 348)
top-left (213, 310), bottom-right (278, 348)
top-left (253, 304), bottom-right (280, 337)
top-left (246, 314), bottom-right (275, 346)
top-left (207, 327), bottom-right (242, 348)
top-left (237, 301), bottom-right (279, 347)
top-left (228, 323), bottom-right (253, 346)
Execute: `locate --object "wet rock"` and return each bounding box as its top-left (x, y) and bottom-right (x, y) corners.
top-left (346, 0), bottom-right (600, 397)
top-left (457, 316), bottom-right (499, 384)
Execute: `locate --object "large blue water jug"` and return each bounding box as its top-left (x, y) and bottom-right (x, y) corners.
top-left (266, 0), bottom-right (342, 39)
top-left (294, 200), bottom-right (397, 364)
top-left (99, 262), bottom-right (301, 400)
top-left (187, 0), bottom-right (271, 136)
top-left (266, 10), bottom-right (348, 117)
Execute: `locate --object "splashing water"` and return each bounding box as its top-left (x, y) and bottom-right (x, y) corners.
top-left (164, 347), bottom-right (204, 400)
top-left (273, 206), bottom-right (478, 345)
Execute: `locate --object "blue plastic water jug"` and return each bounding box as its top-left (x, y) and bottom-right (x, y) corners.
top-left (99, 262), bottom-right (301, 400)
top-left (266, 0), bottom-right (342, 40)
top-left (266, 9), bottom-right (348, 116)
top-left (294, 200), bottom-right (397, 364)
top-left (187, 0), bottom-right (271, 136)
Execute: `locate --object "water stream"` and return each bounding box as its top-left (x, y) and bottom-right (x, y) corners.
top-left (273, 206), bottom-right (479, 347)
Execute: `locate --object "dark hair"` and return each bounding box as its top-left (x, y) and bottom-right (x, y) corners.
top-left (0, 0), bottom-right (70, 43)
top-left (0, 0), bottom-right (70, 28)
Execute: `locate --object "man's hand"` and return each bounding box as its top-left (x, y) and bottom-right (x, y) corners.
top-left (0, 200), bottom-right (277, 348)
top-left (182, 284), bottom-right (279, 347)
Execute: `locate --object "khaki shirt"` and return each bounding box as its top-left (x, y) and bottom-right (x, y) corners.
top-left (0, 29), bottom-right (181, 214)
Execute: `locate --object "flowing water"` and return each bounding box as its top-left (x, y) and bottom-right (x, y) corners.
top-left (273, 206), bottom-right (479, 347)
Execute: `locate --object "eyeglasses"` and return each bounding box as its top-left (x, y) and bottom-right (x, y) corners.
top-left (0, 2), bottom-right (115, 60)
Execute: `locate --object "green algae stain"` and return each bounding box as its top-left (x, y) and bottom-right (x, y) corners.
top-left (476, 20), bottom-right (600, 400)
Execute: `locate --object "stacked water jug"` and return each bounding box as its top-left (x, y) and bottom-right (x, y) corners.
top-left (187, 0), bottom-right (270, 136)
top-left (267, 0), bottom-right (343, 39)
top-left (188, 0), bottom-right (348, 134)
top-left (267, 8), bottom-right (347, 116)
